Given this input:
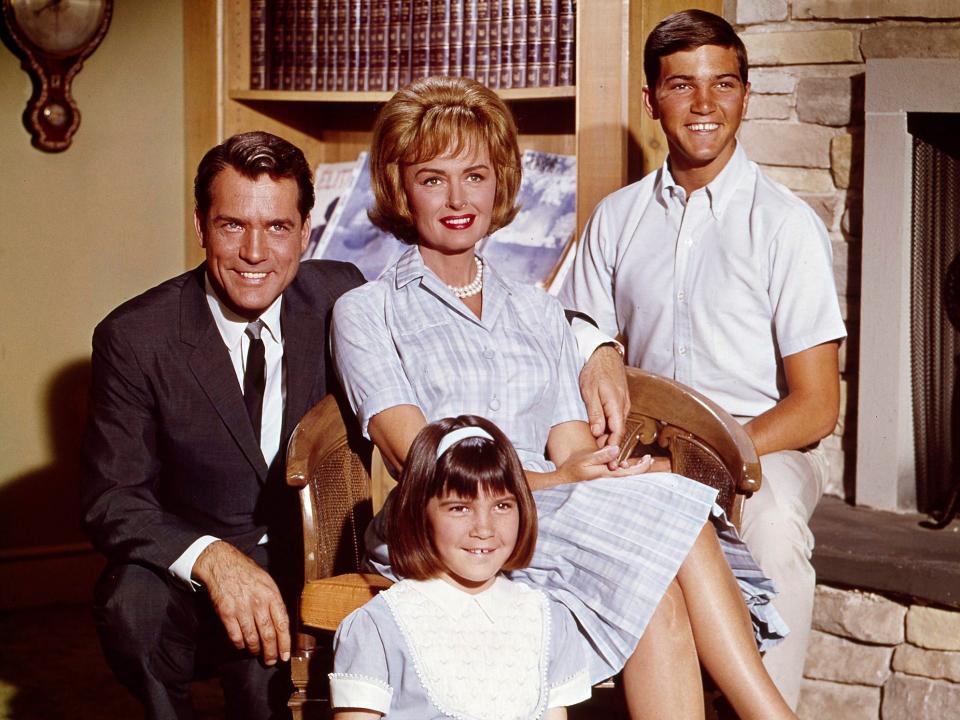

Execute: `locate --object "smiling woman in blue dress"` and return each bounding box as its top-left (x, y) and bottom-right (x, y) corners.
top-left (331, 75), bottom-right (797, 720)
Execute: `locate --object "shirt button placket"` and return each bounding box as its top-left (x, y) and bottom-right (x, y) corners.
top-left (485, 346), bottom-right (500, 412)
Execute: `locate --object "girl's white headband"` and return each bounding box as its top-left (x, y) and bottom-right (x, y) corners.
top-left (435, 427), bottom-right (494, 459)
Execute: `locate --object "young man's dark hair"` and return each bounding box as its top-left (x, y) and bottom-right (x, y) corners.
top-left (194, 130), bottom-right (315, 222)
top-left (643, 9), bottom-right (749, 87)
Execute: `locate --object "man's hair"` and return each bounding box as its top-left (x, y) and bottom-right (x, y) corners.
top-left (193, 131), bottom-right (315, 222)
top-left (368, 76), bottom-right (522, 244)
top-left (387, 415), bottom-right (537, 579)
top-left (644, 9), bottom-right (749, 88)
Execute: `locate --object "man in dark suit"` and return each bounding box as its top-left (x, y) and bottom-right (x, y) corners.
top-left (81, 131), bottom-right (364, 719)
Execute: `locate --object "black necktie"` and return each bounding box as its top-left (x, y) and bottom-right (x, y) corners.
top-left (244, 320), bottom-right (266, 443)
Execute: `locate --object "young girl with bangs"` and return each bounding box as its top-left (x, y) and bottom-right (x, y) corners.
top-left (329, 415), bottom-right (592, 720)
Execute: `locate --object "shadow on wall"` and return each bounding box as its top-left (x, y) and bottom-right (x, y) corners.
top-left (840, 83), bottom-right (865, 505)
top-left (0, 359), bottom-right (92, 551)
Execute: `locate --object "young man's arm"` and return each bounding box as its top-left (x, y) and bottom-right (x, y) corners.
top-left (744, 341), bottom-right (841, 456)
top-left (562, 195), bottom-right (632, 450)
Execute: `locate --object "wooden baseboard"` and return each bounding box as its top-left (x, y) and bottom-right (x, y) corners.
top-left (0, 543), bottom-right (104, 610)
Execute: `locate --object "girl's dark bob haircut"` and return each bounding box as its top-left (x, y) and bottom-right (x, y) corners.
top-left (387, 415), bottom-right (537, 580)
top-left (367, 75), bottom-right (522, 245)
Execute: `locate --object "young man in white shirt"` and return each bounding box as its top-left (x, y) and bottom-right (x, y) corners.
top-left (559, 9), bottom-right (846, 708)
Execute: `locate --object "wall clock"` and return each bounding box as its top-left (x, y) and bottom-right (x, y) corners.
top-left (1, 0), bottom-right (113, 152)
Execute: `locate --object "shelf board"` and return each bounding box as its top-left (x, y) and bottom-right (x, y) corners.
top-left (229, 86), bottom-right (577, 103)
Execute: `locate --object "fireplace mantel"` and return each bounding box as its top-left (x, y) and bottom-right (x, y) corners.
top-left (858, 58), bottom-right (960, 512)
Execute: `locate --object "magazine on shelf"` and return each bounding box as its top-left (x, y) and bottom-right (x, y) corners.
top-left (302, 158), bottom-right (361, 261)
top-left (313, 152), bottom-right (407, 280)
top-left (482, 149), bottom-right (577, 290)
top-left (305, 148), bottom-right (577, 288)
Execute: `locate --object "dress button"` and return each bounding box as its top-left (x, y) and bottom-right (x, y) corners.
top-left (489, 398), bottom-right (501, 411)
top-left (484, 348), bottom-right (495, 359)
top-left (677, 291), bottom-right (686, 302)
top-left (678, 345), bottom-right (688, 356)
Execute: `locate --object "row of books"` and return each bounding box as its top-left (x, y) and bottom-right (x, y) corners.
top-left (251, 0), bottom-right (577, 93)
top-left (303, 148), bottom-right (577, 290)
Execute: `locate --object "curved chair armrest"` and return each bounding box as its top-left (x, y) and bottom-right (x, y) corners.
top-left (621, 367), bottom-right (762, 497)
top-left (286, 394), bottom-right (346, 490)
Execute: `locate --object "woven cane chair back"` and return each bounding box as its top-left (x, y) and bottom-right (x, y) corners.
top-left (287, 393), bottom-right (373, 582)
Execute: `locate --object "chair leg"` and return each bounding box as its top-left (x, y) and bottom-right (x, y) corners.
top-left (288, 648), bottom-right (312, 720)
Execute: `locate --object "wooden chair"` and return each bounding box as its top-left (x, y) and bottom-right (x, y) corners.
top-left (285, 368), bottom-right (761, 718)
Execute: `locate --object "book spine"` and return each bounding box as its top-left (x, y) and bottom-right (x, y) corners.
top-left (250, 0), bottom-right (269, 90)
top-left (294, 0), bottom-right (305, 89)
top-left (510, 0), bottom-right (526, 89)
top-left (557, 0), bottom-right (573, 86)
top-left (448, 0), bottom-right (464, 78)
top-left (387, 0), bottom-right (405, 89)
top-left (282, 0), bottom-right (298, 90)
top-left (351, 0), bottom-right (368, 91)
top-left (428, 1), bottom-right (449, 77)
top-left (398, 0), bottom-right (413, 86)
top-left (368, 0), bottom-right (389, 91)
top-left (461, 0), bottom-right (477, 81)
top-left (487, 0), bottom-right (501, 88)
top-left (525, 0), bottom-right (540, 88)
top-left (326, 0), bottom-right (339, 91)
top-left (269, 0), bottom-right (287, 89)
top-left (473, 0), bottom-right (489, 86)
top-left (411, 0), bottom-right (431, 81)
top-left (300, 0), bottom-right (320, 90)
top-left (498, 0), bottom-right (512, 89)
top-left (317, 0), bottom-right (329, 90)
top-left (334, 0), bottom-right (350, 91)
top-left (539, 0), bottom-right (556, 86)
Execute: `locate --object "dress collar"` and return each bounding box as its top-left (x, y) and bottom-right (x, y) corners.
top-left (393, 245), bottom-right (513, 298)
top-left (655, 140), bottom-right (752, 219)
top-left (205, 273), bottom-right (283, 351)
top-left (410, 575), bottom-right (517, 624)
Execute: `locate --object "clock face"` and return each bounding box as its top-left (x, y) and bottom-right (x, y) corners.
top-left (10, 0), bottom-right (108, 57)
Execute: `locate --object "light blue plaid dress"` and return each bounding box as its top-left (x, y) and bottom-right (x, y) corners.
top-left (331, 247), bottom-right (787, 684)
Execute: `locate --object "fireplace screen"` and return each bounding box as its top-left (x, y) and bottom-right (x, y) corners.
top-left (910, 113), bottom-right (960, 515)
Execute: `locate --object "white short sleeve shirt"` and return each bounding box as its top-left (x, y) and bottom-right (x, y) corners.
top-left (559, 142), bottom-right (847, 418)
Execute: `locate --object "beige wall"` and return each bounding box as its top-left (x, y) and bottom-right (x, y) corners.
top-left (0, 2), bottom-right (186, 601)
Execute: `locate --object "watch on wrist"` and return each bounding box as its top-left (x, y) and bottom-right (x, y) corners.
top-left (598, 341), bottom-right (625, 359)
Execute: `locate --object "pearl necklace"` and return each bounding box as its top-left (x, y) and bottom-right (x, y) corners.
top-left (447, 256), bottom-right (483, 298)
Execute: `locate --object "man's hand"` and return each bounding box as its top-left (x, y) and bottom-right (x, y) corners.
top-left (579, 345), bottom-right (631, 450)
top-left (192, 540), bottom-right (290, 666)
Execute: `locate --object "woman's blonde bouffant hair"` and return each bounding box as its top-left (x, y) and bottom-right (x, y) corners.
top-left (368, 76), bottom-right (522, 244)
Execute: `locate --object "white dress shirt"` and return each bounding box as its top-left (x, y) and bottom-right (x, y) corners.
top-left (167, 277), bottom-right (285, 586)
top-left (559, 142), bottom-right (846, 418)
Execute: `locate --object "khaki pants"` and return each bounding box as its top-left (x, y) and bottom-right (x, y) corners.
top-left (739, 446), bottom-right (829, 709)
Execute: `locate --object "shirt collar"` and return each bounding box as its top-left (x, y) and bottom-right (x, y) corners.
top-left (410, 575), bottom-right (516, 623)
top-left (205, 273), bottom-right (283, 352)
top-left (655, 140), bottom-right (752, 219)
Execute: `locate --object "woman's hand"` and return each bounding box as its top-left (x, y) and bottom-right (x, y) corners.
top-left (554, 445), bottom-right (653, 486)
top-left (532, 419), bottom-right (658, 490)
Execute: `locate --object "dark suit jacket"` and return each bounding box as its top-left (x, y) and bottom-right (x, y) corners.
top-left (81, 260), bottom-right (364, 577)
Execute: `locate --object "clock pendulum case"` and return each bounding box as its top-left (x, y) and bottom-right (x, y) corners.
top-left (1, 0), bottom-right (113, 152)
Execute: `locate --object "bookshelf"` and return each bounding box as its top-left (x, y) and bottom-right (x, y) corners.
top-left (183, 0), bottom-right (720, 266)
